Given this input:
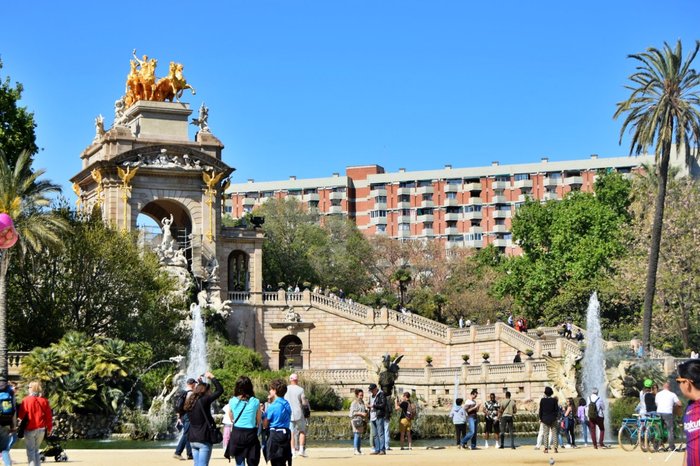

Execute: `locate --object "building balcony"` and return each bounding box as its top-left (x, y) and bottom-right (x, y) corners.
top-left (493, 209), bottom-right (512, 219)
top-left (442, 198), bottom-right (459, 207)
top-left (564, 176), bottom-right (583, 185)
top-left (516, 194), bottom-right (531, 203)
top-left (444, 227), bottom-right (460, 235)
top-left (242, 197), bottom-right (256, 206)
top-left (327, 205), bottom-right (344, 214)
top-left (445, 241), bottom-right (462, 249)
top-left (396, 187), bottom-right (412, 196)
top-left (420, 228), bottom-right (435, 237)
top-left (303, 193), bottom-right (319, 202)
top-left (465, 197), bottom-right (483, 206)
top-left (421, 200), bottom-right (435, 208)
top-left (492, 181), bottom-right (509, 190)
top-left (375, 229), bottom-right (387, 236)
top-left (513, 179), bottom-right (533, 189)
top-left (444, 212), bottom-right (461, 221)
top-left (370, 188), bottom-right (387, 197)
top-left (542, 192), bottom-right (558, 201)
top-left (397, 215), bottom-right (411, 224)
top-left (463, 182), bottom-right (482, 191)
top-left (491, 195), bottom-right (507, 204)
top-left (464, 239), bottom-right (483, 248)
top-left (444, 184), bottom-right (460, 193)
top-left (417, 186), bottom-right (434, 195)
top-left (491, 224), bottom-right (509, 234)
top-left (374, 202), bottom-right (387, 210)
top-left (417, 214), bottom-right (434, 223)
top-left (467, 226), bottom-right (483, 235)
top-left (397, 229), bottom-right (412, 238)
top-left (396, 201), bottom-right (411, 209)
top-left (329, 191), bottom-right (346, 200)
top-left (463, 211), bottom-right (483, 221)
top-left (491, 238), bottom-right (510, 248)
top-left (543, 176), bottom-right (562, 187)
top-left (370, 216), bottom-right (387, 225)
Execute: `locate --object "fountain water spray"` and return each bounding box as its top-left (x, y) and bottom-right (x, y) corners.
top-left (185, 303), bottom-right (208, 383)
top-left (580, 292), bottom-right (610, 440)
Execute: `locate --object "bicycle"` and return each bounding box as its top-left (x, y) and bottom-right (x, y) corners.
top-left (618, 415), bottom-right (648, 452)
top-left (644, 415), bottom-right (686, 453)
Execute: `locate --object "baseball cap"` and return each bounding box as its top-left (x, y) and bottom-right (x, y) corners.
top-left (186, 378), bottom-right (197, 385)
top-left (644, 379), bottom-right (653, 388)
top-left (368, 383), bottom-right (378, 390)
top-left (290, 373), bottom-right (299, 381)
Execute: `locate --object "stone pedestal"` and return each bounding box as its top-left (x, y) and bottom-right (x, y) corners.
top-left (124, 101), bottom-right (192, 141)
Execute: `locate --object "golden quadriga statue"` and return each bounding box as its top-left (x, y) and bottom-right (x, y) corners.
top-left (124, 49), bottom-right (196, 107)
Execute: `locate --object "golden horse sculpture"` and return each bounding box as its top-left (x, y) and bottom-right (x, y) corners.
top-left (124, 50), bottom-right (195, 107)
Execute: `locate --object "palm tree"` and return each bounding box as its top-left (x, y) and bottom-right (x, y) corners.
top-left (0, 149), bottom-right (68, 377)
top-left (614, 40), bottom-right (700, 354)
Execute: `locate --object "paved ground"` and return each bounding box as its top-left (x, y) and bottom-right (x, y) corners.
top-left (9, 445), bottom-right (685, 466)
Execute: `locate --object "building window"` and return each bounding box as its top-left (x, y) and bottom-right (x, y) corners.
top-left (495, 175), bottom-right (510, 182)
top-left (401, 209), bottom-right (412, 216)
top-left (399, 224), bottom-right (410, 231)
top-left (279, 335), bottom-right (303, 369)
top-left (376, 196), bottom-right (387, 203)
top-left (370, 210), bottom-right (387, 218)
top-left (377, 224), bottom-right (387, 232)
top-left (399, 181), bottom-right (416, 188)
top-left (514, 174), bottom-right (529, 181)
top-left (418, 180), bottom-right (432, 187)
top-left (424, 222), bottom-right (433, 229)
top-left (228, 250), bottom-right (250, 292)
top-left (446, 192), bottom-right (457, 199)
top-left (422, 193), bottom-right (433, 201)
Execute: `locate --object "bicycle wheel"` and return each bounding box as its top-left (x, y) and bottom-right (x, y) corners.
top-left (618, 425), bottom-right (637, 451)
top-left (645, 424), bottom-right (665, 452)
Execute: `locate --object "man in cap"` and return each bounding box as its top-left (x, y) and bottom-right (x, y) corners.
top-left (285, 373), bottom-right (310, 457)
top-left (368, 383), bottom-right (387, 455)
top-left (173, 378), bottom-right (196, 460)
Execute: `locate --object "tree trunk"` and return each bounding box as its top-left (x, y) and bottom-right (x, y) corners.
top-left (0, 252), bottom-right (8, 378)
top-left (641, 146), bottom-right (671, 354)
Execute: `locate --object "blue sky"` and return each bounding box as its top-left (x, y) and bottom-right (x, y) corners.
top-left (1, 0), bottom-right (699, 196)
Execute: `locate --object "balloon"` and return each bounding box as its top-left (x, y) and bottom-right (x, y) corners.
top-left (0, 213), bottom-right (17, 249)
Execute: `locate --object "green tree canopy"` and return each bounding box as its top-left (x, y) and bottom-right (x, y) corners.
top-left (0, 61), bottom-right (38, 165)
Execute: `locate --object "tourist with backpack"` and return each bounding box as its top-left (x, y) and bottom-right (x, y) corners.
top-left (0, 377), bottom-right (17, 466)
top-left (587, 387), bottom-right (605, 449)
top-left (395, 392), bottom-right (415, 450)
top-left (174, 377), bottom-right (196, 461)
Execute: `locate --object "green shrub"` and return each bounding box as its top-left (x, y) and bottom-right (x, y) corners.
top-left (609, 396), bottom-right (639, 429)
top-left (301, 378), bottom-right (342, 411)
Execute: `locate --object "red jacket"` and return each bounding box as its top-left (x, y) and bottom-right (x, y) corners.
top-left (18, 395), bottom-right (52, 432)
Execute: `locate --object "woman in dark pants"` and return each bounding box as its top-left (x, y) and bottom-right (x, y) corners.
top-left (186, 372), bottom-right (224, 466)
top-left (538, 387), bottom-right (559, 454)
top-left (225, 376), bottom-right (262, 466)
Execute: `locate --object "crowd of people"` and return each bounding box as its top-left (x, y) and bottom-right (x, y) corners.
top-left (0, 378), bottom-right (53, 466)
top-left (174, 372), bottom-right (310, 466)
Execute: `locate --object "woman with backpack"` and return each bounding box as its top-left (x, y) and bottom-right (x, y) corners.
top-left (17, 381), bottom-right (52, 466)
top-left (185, 372), bottom-right (224, 466)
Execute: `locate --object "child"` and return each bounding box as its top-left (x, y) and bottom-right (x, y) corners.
top-left (449, 398), bottom-right (467, 448)
top-left (263, 379), bottom-right (293, 466)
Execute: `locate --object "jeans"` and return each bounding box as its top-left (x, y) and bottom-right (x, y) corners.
top-left (371, 418), bottom-right (385, 452)
top-left (175, 414), bottom-right (192, 458)
top-left (499, 416), bottom-right (515, 448)
top-left (660, 413), bottom-right (676, 450)
top-left (24, 428), bottom-right (45, 466)
top-left (580, 418), bottom-right (589, 444)
top-left (191, 441), bottom-right (212, 466)
top-left (460, 417), bottom-right (477, 447)
top-left (353, 432), bottom-right (362, 452)
top-left (384, 417), bottom-right (390, 449)
top-left (2, 430), bottom-right (16, 466)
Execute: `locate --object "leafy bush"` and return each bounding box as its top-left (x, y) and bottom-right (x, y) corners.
top-left (301, 378), bottom-right (342, 411)
top-left (609, 396), bottom-right (640, 429)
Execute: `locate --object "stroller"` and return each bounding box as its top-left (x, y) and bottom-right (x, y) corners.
top-left (40, 434), bottom-right (68, 462)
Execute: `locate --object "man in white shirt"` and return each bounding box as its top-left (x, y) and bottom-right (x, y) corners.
top-left (655, 382), bottom-right (682, 451)
top-left (285, 373), bottom-right (310, 457)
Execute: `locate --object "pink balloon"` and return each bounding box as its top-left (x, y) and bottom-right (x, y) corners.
top-left (0, 214), bottom-right (17, 249)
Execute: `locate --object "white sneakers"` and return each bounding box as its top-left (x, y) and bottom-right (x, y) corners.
top-left (484, 441), bottom-right (489, 448)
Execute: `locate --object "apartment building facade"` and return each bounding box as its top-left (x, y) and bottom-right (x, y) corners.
top-left (228, 152), bottom-right (685, 254)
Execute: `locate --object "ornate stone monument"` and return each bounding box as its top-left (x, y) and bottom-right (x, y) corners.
top-left (71, 51), bottom-right (264, 329)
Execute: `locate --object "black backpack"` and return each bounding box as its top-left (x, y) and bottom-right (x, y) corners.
top-left (175, 390), bottom-right (190, 416)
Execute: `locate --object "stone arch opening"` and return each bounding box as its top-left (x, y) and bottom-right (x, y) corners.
top-left (279, 335), bottom-right (303, 370)
top-left (228, 250), bottom-right (250, 292)
top-left (138, 199), bottom-right (193, 267)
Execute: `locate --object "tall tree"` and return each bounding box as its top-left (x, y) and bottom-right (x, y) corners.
top-left (0, 150), bottom-right (68, 377)
top-left (0, 61), bottom-right (38, 165)
top-left (614, 40), bottom-right (700, 353)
